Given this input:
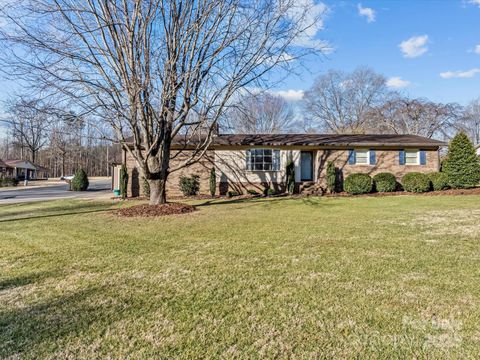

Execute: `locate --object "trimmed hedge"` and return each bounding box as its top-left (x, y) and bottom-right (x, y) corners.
top-left (428, 172), bottom-right (449, 191)
top-left (344, 173), bottom-right (373, 195)
top-left (373, 172), bottom-right (397, 193)
top-left (402, 172), bottom-right (430, 193)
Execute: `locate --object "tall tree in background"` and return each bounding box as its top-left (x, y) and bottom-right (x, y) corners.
top-left (368, 96), bottom-right (460, 138)
top-left (7, 97), bottom-right (52, 163)
top-left (302, 68), bottom-right (387, 133)
top-left (224, 92), bottom-right (294, 133)
top-left (458, 97), bottom-right (480, 146)
top-left (1, 0), bottom-right (326, 204)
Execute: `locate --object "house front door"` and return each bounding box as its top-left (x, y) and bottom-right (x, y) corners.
top-left (300, 151), bottom-right (313, 181)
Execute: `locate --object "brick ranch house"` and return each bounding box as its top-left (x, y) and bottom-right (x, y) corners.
top-left (120, 133), bottom-right (445, 197)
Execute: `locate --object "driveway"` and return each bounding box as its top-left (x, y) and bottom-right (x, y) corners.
top-left (0, 178), bottom-right (112, 205)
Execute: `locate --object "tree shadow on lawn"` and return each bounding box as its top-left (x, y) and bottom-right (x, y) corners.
top-left (0, 202), bottom-right (114, 223)
top-left (0, 285), bottom-right (130, 358)
top-left (0, 270), bottom-right (62, 291)
top-left (195, 195), bottom-right (337, 209)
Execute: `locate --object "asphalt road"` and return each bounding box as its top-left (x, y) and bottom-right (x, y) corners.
top-left (0, 178), bottom-right (112, 205)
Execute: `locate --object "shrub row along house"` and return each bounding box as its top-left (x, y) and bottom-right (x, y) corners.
top-left (120, 133), bottom-right (445, 197)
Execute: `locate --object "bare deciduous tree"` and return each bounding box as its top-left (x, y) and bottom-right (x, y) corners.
top-left (303, 67), bottom-right (387, 133)
top-left (7, 97), bottom-right (52, 163)
top-left (224, 92), bottom-right (294, 133)
top-left (368, 96), bottom-right (461, 138)
top-left (1, 0), bottom-right (326, 204)
top-left (457, 98), bottom-right (480, 146)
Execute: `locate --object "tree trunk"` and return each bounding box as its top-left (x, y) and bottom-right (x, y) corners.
top-left (148, 179), bottom-right (167, 205)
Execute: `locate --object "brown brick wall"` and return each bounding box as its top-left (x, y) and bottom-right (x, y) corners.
top-left (126, 150), bottom-right (214, 197)
top-left (125, 147), bottom-right (440, 197)
top-left (315, 149), bottom-right (440, 186)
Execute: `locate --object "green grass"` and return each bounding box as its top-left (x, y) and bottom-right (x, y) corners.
top-left (1, 196), bottom-right (480, 359)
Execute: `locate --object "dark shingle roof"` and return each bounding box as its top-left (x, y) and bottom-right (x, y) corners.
top-left (170, 133), bottom-right (446, 148)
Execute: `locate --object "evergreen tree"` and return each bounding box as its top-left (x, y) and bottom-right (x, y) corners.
top-left (326, 161), bottom-right (336, 193)
top-left (120, 164), bottom-right (128, 199)
top-left (209, 168), bottom-right (216, 197)
top-left (443, 132), bottom-right (480, 189)
top-left (286, 160), bottom-right (295, 194)
top-left (71, 168), bottom-right (89, 191)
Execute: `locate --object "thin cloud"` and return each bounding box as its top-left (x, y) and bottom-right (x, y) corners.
top-left (274, 89), bottom-right (305, 101)
top-left (357, 4), bottom-right (376, 23)
top-left (386, 77), bottom-right (411, 89)
top-left (440, 68), bottom-right (480, 79)
top-left (469, 0), bottom-right (480, 7)
top-left (287, 0), bottom-right (331, 51)
top-left (399, 35), bottom-right (429, 58)
top-left (475, 45), bottom-right (480, 54)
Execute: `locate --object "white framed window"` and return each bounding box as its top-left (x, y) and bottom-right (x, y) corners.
top-left (246, 149), bottom-right (280, 171)
top-left (405, 150), bottom-right (419, 165)
top-left (355, 149), bottom-right (369, 165)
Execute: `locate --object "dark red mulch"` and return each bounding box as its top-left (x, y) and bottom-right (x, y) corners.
top-left (422, 188), bottom-right (480, 196)
top-left (115, 203), bottom-right (196, 217)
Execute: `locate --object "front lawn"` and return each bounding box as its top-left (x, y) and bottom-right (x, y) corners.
top-left (1, 196), bottom-right (480, 358)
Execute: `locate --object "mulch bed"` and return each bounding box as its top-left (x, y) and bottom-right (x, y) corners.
top-left (115, 203), bottom-right (196, 217)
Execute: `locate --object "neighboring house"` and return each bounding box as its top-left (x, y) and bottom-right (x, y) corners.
top-left (33, 164), bottom-right (50, 180)
top-left (0, 159), bottom-right (8, 177)
top-left (1, 159), bottom-right (50, 180)
top-left (121, 133), bottom-right (446, 197)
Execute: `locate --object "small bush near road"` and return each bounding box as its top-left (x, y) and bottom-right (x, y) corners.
top-left (179, 175), bottom-right (200, 196)
top-left (442, 132), bottom-right (480, 188)
top-left (0, 177), bottom-right (18, 187)
top-left (247, 189), bottom-right (259, 195)
top-left (373, 172), bottom-right (397, 193)
top-left (402, 172), bottom-right (430, 193)
top-left (71, 169), bottom-right (89, 191)
top-left (428, 172), bottom-right (449, 191)
top-left (344, 173), bottom-right (373, 195)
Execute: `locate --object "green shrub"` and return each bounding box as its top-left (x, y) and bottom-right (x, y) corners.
top-left (344, 173), bottom-right (373, 195)
top-left (326, 161), bottom-right (337, 193)
top-left (402, 172), bottom-right (430, 193)
top-left (179, 175), bottom-right (200, 196)
top-left (247, 189), bottom-right (259, 195)
top-left (227, 190), bottom-right (240, 198)
top-left (209, 168), bottom-right (216, 197)
top-left (120, 164), bottom-right (128, 199)
top-left (142, 177), bottom-right (150, 197)
top-left (266, 188), bottom-right (277, 196)
top-left (442, 132), bottom-right (480, 188)
top-left (428, 172), bottom-right (449, 191)
top-left (373, 172), bottom-right (397, 193)
top-left (286, 160), bottom-right (295, 194)
top-left (71, 169), bottom-right (89, 191)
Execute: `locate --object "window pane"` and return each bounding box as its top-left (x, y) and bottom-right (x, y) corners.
top-left (255, 163), bottom-right (263, 170)
top-left (405, 151), bottom-right (418, 164)
top-left (356, 150), bottom-right (368, 164)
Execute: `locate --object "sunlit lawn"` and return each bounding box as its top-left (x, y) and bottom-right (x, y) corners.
top-left (1, 195), bottom-right (480, 359)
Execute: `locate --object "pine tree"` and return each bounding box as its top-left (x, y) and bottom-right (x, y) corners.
top-left (443, 132), bottom-right (480, 189)
top-left (71, 168), bottom-right (89, 191)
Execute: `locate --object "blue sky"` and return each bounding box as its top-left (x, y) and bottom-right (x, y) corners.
top-left (273, 0), bottom-right (480, 105)
top-left (0, 0), bottom-right (478, 112)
